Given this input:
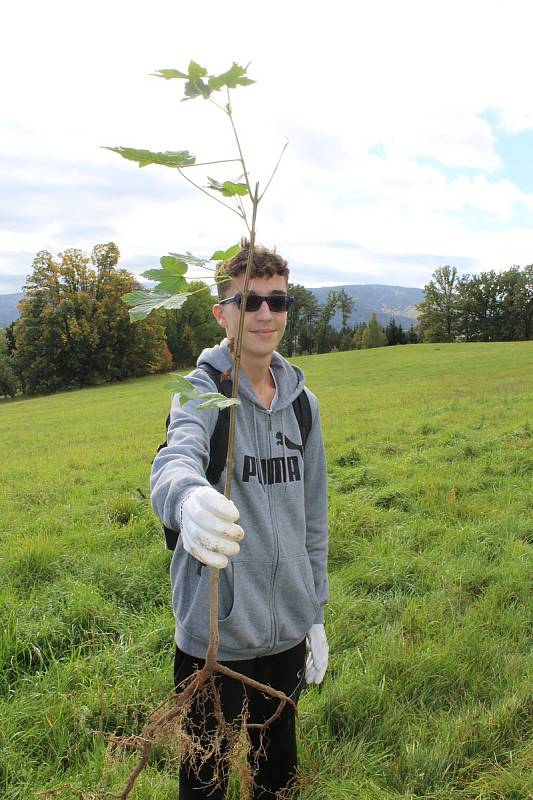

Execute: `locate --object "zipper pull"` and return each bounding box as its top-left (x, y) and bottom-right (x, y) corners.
top-left (267, 411), bottom-right (272, 431)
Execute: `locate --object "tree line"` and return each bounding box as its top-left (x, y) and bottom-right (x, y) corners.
top-left (0, 243), bottom-right (420, 399)
top-left (6, 245), bottom-right (530, 400)
top-left (416, 264), bottom-right (533, 342)
top-left (280, 285), bottom-right (418, 356)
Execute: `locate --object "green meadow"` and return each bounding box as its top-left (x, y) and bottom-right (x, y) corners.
top-left (1, 341), bottom-right (532, 799)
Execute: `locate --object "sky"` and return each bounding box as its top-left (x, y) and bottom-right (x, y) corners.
top-left (2, 0), bottom-right (533, 294)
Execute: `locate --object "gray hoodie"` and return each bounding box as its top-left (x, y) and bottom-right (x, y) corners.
top-left (150, 339), bottom-right (328, 660)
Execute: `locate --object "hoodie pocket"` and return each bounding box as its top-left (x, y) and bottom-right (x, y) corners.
top-left (175, 556), bottom-right (235, 633)
top-left (178, 559), bottom-right (271, 652)
top-left (217, 561), bottom-right (271, 651)
top-left (274, 554), bottom-right (320, 645)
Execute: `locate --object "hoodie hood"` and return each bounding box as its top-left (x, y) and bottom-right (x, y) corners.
top-left (196, 338), bottom-right (305, 411)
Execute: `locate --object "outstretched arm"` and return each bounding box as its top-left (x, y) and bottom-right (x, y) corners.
top-left (150, 369), bottom-right (219, 532)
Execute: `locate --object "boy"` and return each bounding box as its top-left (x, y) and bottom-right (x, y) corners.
top-left (150, 241), bottom-right (329, 799)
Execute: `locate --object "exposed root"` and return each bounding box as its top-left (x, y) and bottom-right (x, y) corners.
top-left (171, 675), bottom-right (253, 798)
top-left (225, 719), bottom-right (254, 800)
top-left (215, 663), bottom-right (296, 714)
top-left (49, 660), bottom-right (298, 800)
top-left (246, 698), bottom-right (286, 730)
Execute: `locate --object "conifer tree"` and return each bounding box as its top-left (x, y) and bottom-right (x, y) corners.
top-left (385, 317), bottom-right (406, 345)
top-left (0, 328), bottom-right (18, 398)
top-left (316, 290), bottom-right (339, 353)
top-left (336, 288), bottom-right (354, 334)
top-left (407, 324), bottom-right (419, 343)
top-left (362, 312), bottom-right (386, 348)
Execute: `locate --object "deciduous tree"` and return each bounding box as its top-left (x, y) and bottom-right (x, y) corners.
top-left (163, 280), bottom-right (221, 367)
top-left (417, 265), bottom-right (459, 342)
top-left (351, 321), bottom-right (367, 349)
top-left (497, 266), bottom-right (533, 340)
top-left (282, 283), bottom-right (319, 356)
top-left (12, 245), bottom-right (169, 394)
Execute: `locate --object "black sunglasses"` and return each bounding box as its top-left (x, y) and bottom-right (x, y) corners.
top-left (220, 292), bottom-right (294, 313)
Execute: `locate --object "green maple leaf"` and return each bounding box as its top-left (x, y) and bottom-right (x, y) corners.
top-left (141, 256), bottom-right (188, 294)
top-left (152, 61), bottom-right (254, 102)
top-left (163, 373), bottom-right (198, 399)
top-left (153, 60), bottom-right (254, 102)
top-left (188, 60), bottom-right (208, 80)
top-left (163, 375), bottom-right (240, 410)
top-left (210, 243), bottom-right (240, 261)
top-left (122, 290), bottom-right (191, 320)
top-left (152, 68), bottom-right (188, 80)
top-left (104, 147), bottom-right (196, 169)
top-left (197, 393), bottom-right (240, 410)
top-left (183, 79), bottom-right (210, 100)
top-left (182, 61), bottom-right (211, 101)
top-left (208, 63), bottom-right (255, 91)
top-left (152, 275), bottom-right (188, 294)
top-left (169, 251), bottom-right (207, 267)
top-left (207, 177), bottom-right (248, 197)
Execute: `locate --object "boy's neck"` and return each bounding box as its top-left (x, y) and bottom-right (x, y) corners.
top-left (240, 353), bottom-right (274, 391)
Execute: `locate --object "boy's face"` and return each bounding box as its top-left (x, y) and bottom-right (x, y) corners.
top-left (212, 273), bottom-right (289, 361)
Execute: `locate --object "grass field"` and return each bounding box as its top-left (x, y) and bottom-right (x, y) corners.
top-left (1, 341), bottom-right (532, 799)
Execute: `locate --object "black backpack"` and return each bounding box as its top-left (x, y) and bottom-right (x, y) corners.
top-left (156, 362), bottom-right (313, 550)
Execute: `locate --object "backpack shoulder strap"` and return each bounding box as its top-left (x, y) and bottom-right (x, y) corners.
top-left (291, 385), bottom-right (313, 449)
top-left (159, 364), bottom-right (233, 551)
top-left (197, 364), bottom-right (233, 485)
top-left (159, 363), bottom-right (233, 477)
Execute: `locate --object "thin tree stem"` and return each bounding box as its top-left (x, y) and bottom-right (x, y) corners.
top-left (178, 169), bottom-right (244, 219)
top-left (226, 89), bottom-right (253, 200)
top-left (259, 140), bottom-right (289, 201)
top-left (237, 196), bottom-right (251, 234)
top-left (208, 96), bottom-right (228, 113)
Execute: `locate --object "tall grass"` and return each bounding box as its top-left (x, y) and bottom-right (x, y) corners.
top-left (1, 342), bottom-right (531, 798)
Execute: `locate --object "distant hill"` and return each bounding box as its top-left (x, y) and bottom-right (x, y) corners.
top-left (0, 284), bottom-right (423, 331)
top-left (0, 293), bottom-right (22, 328)
top-left (309, 284), bottom-right (423, 329)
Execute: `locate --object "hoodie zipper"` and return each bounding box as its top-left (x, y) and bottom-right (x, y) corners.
top-left (266, 408), bottom-right (280, 651)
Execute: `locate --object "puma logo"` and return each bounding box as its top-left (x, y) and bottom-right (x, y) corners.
top-left (275, 432), bottom-right (303, 457)
top-left (242, 455), bottom-right (301, 484)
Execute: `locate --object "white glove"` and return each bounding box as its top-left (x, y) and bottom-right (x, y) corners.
top-left (179, 486), bottom-right (244, 569)
top-left (305, 623), bottom-right (329, 685)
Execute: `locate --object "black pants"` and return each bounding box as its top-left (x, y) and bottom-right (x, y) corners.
top-left (174, 640), bottom-right (306, 799)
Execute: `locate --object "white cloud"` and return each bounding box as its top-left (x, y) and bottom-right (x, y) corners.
top-left (2, 0), bottom-right (533, 293)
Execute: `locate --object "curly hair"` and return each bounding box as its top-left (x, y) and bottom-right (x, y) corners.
top-left (215, 238), bottom-right (289, 300)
